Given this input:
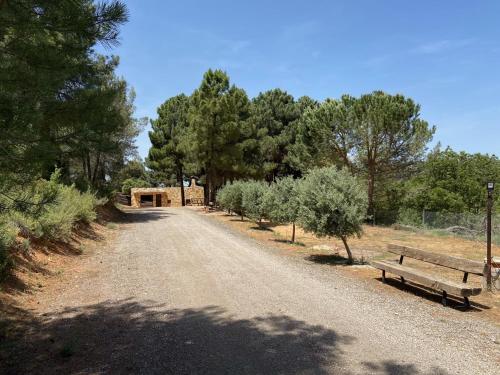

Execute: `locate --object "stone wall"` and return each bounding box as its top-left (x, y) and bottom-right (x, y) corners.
top-left (130, 179), bottom-right (204, 208)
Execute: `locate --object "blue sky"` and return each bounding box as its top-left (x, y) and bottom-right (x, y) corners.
top-left (106, 0), bottom-right (500, 159)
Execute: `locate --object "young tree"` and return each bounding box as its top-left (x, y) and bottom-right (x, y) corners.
top-left (148, 94), bottom-right (190, 205)
top-left (241, 181), bottom-right (270, 226)
top-left (298, 167), bottom-right (368, 264)
top-left (186, 69), bottom-right (250, 203)
top-left (218, 181), bottom-right (245, 220)
top-left (265, 176), bottom-right (301, 242)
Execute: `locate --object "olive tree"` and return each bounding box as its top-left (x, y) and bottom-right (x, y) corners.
top-left (218, 181), bottom-right (245, 220)
top-left (298, 167), bottom-right (368, 263)
top-left (241, 180), bottom-right (270, 225)
top-left (265, 176), bottom-right (301, 242)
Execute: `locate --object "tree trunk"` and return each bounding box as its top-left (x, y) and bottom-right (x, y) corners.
top-left (340, 236), bottom-right (353, 264)
top-left (86, 152), bottom-right (92, 182)
top-left (179, 166), bottom-right (185, 206)
top-left (91, 151), bottom-right (101, 184)
top-left (291, 222), bottom-right (296, 243)
top-left (367, 162), bottom-right (376, 224)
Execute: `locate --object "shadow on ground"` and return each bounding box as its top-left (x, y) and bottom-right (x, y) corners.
top-left (305, 254), bottom-right (368, 266)
top-left (0, 299), bottom-right (451, 375)
top-left (375, 277), bottom-right (490, 312)
top-left (2, 299), bottom-right (352, 374)
top-left (117, 207), bottom-right (174, 224)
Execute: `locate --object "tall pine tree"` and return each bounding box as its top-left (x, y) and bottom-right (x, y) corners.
top-left (186, 69), bottom-right (250, 203)
top-left (148, 94), bottom-right (190, 205)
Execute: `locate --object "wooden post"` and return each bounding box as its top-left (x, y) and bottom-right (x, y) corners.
top-left (486, 182), bottom-right (494, 291)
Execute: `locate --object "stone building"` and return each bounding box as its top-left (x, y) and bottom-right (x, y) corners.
top-left (130, 178), bottom-right (204, 208)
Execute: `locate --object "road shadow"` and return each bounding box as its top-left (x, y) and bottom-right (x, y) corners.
top-left (1, 299), bottom-right (356, 374)
top-left (117, 208), bottom-right (174, 224)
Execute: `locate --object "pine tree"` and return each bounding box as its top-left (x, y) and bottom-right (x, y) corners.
top-left (187, 69), bottom-right (250, 203)
top-left (148, 95), bottom-right (190, 204)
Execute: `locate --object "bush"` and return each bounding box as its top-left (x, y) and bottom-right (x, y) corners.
top-left (241, 180), bottom-right (270, 225)
top-left (121, 178), bottom-right (151, 195)
top-left (217, 181), bottom-right (245, 219)
top-left (0, 220), bottom-right (17, 281)
top-left (217, 182), bottom-right (234, 213)
top-left (298, 167), bottom-right (368, 263)
top-left (265, 176), bottom-right (302, 242)
top-left (3, 171), bottom-right (101, 242)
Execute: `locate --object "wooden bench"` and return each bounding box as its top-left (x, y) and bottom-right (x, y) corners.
top-left (189, 198), bottom-right (204, 206)
top-left (371, 244), bottom-right (486, 308)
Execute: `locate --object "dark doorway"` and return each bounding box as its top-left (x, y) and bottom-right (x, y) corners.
top-left (140, 194), bottom-right (153, 207)
top-left (156, 194), bottom-right (162, 207)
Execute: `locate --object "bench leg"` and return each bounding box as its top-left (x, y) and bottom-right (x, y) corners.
top-left (442, 291), bottom-right (448, 307)
top-left (461, 297), bottom-right (470, 309)
top-left (400, 276), bottom-right (405, 283)
top-left (382, 270), bottom-right (386, 283)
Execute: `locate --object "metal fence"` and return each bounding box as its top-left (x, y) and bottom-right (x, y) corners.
top-left (397, 209), bottom-right (500, 245)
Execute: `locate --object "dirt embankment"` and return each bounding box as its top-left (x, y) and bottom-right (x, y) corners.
top-left (0, 203), bottom-right (124, 346)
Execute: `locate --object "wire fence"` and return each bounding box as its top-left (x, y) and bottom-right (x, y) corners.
top-left (397, 209), bottom-right (500, 245)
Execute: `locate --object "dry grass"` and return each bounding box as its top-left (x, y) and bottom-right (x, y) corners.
top-left (199, 208), bottom-right (500, 324)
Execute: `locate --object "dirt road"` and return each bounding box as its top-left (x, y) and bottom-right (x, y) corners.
top-left (8, 208), bottom-right (499, 374)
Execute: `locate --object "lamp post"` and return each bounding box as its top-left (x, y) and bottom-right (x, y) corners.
top-left (486, 182), bottom-right (494, 290)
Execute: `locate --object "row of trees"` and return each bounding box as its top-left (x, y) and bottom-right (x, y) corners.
top-left (218, 168), bottom-right (368, 263)
top-left (149, 69), bottom-right (499, 220)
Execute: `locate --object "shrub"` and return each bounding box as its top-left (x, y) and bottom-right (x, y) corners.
top-left (121, 178), bottom-right (151, 195)
top-left (298, 167), bottom-right (368, 263)
top-left (4, 171), bottom-right (101, 242)
top-left (217, 182), bottom-right (234, 213)
top-left (37, 185), bottom-right (100, 241)
top-left (217, 181), bottom-right (245, 220)
top-left (241, 180), bottom-right (270, 225)
top-left (265, 176), bottom-right (302, 242)
top-left (0, 220), bottom-right (16, 281)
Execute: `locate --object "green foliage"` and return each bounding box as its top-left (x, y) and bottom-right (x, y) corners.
top-left (121, 178), bottom-right (152, 195)
top-left (218, 181), bottom-right (245, 217)
top-left (148, 94), bottom-right (190, 194)
top-left (266, 176), bottom-right (301, 225)
top-left (401, 148), bottom-right (500, 214)
top-left (0, 0), bottom-right (139, 194)
top-left (0, 219), bottom-right (17, 281)
top-left (186, 69), bottom-right (251, 201)
top-left (291, 92), bottom-right (434, 219)
top-left (248, 89), bottom-right (302, 180)
top-left (1, 171), bottom-right (101, 244)
top-left (298, 167), bottom-right (368, 263)
top-left (241, 181), bottom-right (270, 224)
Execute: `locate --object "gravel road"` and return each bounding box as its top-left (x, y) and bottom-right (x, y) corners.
top-left (12, 207), bottom-right (499, 374)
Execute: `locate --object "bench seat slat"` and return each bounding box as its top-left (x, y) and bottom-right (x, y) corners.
top-left (387, 244), bottom-right (485, 275)
top-left (371, 260), bottom-right (482, 297)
